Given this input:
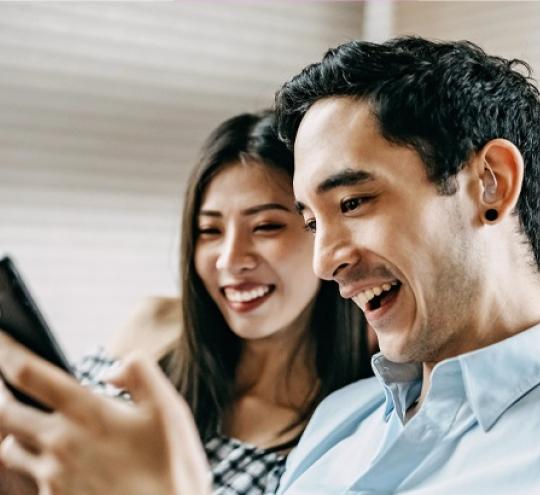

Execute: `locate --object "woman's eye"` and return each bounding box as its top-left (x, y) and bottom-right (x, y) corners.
top-left (254, 223), bottom-right (285, 233)
top-left (197, 227), bottom-right (221, 237)
top-left (303, 219), bottom-right (316, 234)
top-left (340, 197), bottom-right (366, 213)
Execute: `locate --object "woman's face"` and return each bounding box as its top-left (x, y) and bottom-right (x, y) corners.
top-left (194, 161), bottom-right (320, 341)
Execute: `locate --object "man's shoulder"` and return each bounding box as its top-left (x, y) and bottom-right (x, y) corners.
top-left (305, 375), bottom-right (385, 442)
top-left (309, 376), bottom-right (383, 428)
top-left (278, 377), bottom-right (385, 494)
top-left (325, 375), bottom-right (382, 404)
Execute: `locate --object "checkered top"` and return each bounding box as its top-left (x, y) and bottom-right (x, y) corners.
top-left (206, 433), bottom-right (288, 495)
top-left (74, 349), bottom-right (291, 495)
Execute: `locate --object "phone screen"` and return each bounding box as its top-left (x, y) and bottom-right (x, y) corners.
top-left (0, 256), bottom-right (72, 410)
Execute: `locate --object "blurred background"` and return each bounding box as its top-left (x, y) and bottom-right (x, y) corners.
top-left (1, 1), bottom-right (539, 358)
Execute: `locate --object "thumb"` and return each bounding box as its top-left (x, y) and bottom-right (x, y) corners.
top-left (0, 379), bottom-right (13, 441)
top-left (106, 352), bottom-right (177, 406)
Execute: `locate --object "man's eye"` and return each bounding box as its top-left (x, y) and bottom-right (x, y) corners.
top-left (303, 219), bottom-right (316, 234)
top-left (340, 197), bottom-right (365, 213)
top-left (254, 223), bottom-right (285, 233)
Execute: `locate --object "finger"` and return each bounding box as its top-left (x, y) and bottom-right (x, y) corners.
top-left (107, 352), bottom-right (182, 408)
top-left (110, 356), bottom-right (211, 494)
top-left (0, 463), bottom-right (38, 495)
top-left (0, 332), bottom-right (96, 420)
top-left (0, 435), bottom-right (42, 480)
top-left (0, 381), bottom-right (51, 449)
top-left (0, 380), bottom-right (12, 439)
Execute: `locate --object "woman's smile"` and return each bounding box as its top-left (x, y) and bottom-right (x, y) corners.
top-left (221, 283), bottom-right (276, 312)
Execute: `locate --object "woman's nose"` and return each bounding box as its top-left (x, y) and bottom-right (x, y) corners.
top-left (215, 231), bottom-right (258, 273)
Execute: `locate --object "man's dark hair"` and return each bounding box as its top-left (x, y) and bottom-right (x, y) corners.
top-left (275, 36), bottom-right (540, 269)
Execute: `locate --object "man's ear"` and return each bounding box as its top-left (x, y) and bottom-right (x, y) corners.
top-left (475, 139), bottom-right (524, 224)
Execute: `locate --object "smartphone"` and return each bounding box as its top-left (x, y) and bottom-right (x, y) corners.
top-left (0, 256), bottom-right (73, 411)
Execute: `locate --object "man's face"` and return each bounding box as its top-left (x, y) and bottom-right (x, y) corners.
top-left (293, 97), bottom-right (483, 363)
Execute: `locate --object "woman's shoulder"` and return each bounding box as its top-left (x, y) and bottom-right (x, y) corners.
top-left (107, 296), bottom-right (182, 361)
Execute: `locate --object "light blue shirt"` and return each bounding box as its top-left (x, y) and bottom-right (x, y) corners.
top-left (279, 323), bottom-right (540, 494)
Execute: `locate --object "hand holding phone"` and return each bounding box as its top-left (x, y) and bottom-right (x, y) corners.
top-left (0, 335), bottom-right (212, 495)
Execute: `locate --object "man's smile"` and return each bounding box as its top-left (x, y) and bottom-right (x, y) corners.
top-left (352, 280), bottom-right (401, 311)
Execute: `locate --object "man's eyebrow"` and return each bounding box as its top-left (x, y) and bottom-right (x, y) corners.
top-left (317, 168), bottom-right (375, 194)
top-left (199, 203), bottom-right (291, 217)
top-left (294, 169), bottom-right (375, 215)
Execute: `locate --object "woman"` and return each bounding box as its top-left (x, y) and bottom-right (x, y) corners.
top-left (0, 110), bottom-right (374, 495)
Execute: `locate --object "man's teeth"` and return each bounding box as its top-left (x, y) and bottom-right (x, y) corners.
top-left (354, 281), bottom-right (398, 310)
top-left (224, 286), bottom-right (271, 303)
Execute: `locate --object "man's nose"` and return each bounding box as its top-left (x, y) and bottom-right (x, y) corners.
top-left (312, 221), bottom-right (359, 281)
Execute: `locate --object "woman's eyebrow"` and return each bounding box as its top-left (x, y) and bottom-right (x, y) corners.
top-left (242, 203), bottom-right (291, 215)
top-left (199, 203), bottom-right (291, 218)
top-left (198, 210), bottom-right (222, 217)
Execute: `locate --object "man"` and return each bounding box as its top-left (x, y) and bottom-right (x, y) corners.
top-left (273, 37), bottom-right (540, 493)
top-left (0, 37), bottom-right (539, 495)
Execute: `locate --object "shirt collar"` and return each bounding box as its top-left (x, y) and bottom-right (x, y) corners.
top-left (372, 353), bottom-right (422, 421)
top-left (371, 322), bottom-right (540, 430)
top-left (458, 322), bottom-right (540, 431)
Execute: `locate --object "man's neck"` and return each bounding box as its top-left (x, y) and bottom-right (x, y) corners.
top-left (408, 279), bottom-right (540, 421)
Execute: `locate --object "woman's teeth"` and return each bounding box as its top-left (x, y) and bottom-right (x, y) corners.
top-left (224, 285), bottom-right (271, 303)
top-left (355, 280), bottom-right (399, 310)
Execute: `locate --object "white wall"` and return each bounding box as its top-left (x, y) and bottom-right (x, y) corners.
top-left (0, 2), bottom-right (363, 359)
top-left (6, 1), bottom-right (536, 360)
top-left (393, 1), bottom-right (540, 73)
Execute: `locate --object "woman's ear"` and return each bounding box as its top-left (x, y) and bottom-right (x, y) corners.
top-left (475, 139), bottom-right (524, 224)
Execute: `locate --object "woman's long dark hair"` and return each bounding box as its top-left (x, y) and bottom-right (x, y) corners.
top-left (168, 110), bottom-right (373, 441)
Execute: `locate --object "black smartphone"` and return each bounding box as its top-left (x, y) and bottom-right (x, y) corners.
top-left (0, 256), bottom-right (73, 411)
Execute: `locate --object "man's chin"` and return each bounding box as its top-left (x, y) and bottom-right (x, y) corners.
top-left (377, 339), bottom-right (417, 364)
